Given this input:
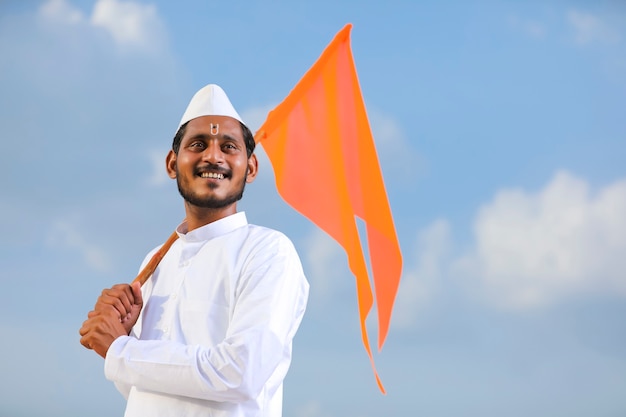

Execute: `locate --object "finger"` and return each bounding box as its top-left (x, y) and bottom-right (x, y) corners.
top-left (96, 286), bottom-right (134, 318)
top-left (130, 281), bottom-right (143, 307)
top-left (101, 288), bottom-right (132, 313)
top-left (80, 335), bottom-right (92, 349)
top-left (94, 295), bottom-right (127, 319)
top-left (79, 313), bottom-right (100, 335)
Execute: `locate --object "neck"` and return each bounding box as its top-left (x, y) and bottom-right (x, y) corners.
top-left (183, 203), bottom-right (238, 231)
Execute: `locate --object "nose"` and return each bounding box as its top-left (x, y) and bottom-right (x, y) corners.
top-left (202, 141), bottom-right (224, 164)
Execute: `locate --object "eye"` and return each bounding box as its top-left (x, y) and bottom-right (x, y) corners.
top-left (222, 143), bottom-right (238, 152)
top-left (188, 141), bottom-right (205, 151)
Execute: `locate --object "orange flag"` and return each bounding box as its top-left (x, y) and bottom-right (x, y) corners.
top-left (254, 24), bottom-right (402, 393)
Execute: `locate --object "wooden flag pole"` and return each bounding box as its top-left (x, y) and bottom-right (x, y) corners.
top-left (131, 230), bottom-right (179, 286)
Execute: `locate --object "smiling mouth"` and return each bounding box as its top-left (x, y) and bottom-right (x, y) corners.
top-left (199, 172), bottom-right (225, 180)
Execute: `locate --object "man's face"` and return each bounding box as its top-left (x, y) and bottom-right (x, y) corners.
top-left (166, 115), bottom-right (257, 211)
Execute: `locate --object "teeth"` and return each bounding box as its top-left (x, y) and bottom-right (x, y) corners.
top-left (200, 172), bottom-right (224, 179)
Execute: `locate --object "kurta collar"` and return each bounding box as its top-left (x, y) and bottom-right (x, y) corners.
top-left (175, 212), bottom-right (248, 243)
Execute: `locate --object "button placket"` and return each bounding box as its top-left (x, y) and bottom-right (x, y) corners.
top-left (161, 239), bottom-right (206, 338)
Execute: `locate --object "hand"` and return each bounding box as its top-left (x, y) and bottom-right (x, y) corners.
top-left (79, 282), bottom-right (144, 358)
top-left (79, 309), bottom-right (128, 358)
top-left (92, 282), bottom-right (144, 334)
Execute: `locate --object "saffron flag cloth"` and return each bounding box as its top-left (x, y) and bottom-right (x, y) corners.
top-left (254, 24), bottom-right (403, 393)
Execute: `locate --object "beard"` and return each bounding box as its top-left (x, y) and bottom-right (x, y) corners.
top-left (176, 168), bottom-right (248, 210)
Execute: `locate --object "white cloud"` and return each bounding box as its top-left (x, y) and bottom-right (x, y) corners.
top-left (369, 109), bottom-right (425, 185)
top-left (146, 147), bottom-right (170, 186)
top-left (241, 103), bottom-right (277, 133)
top-left (39, 0), bottom-right (84, 24)
top-left (46, 220), bottom-right (111, 272)
top-left (455, 170), bottom-right (626, 310)
top-left (91, 0), bottom-right (164, 50)
top-left (388, 171), bottom-right (626, 329)
top-left (37, 0), bottom-right (166, 52)
top-left (567, 9), bottom-right (621, 46)
top-left (392, 219), bottom-right (451, 329)
top-left (293, 401), bottom-right (331, 417)
top-left (522, 21), bottom-right (546, 39)
top-left (242, 103), bottom-right (284, 189)
top-left (300, 217), bottom-right (452, 331)
top-left (509, 15), bottom-right (547, 40)
top-left (303, 228), bottom-right (349, 301)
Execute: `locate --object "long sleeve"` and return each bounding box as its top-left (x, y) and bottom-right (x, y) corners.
top-left (103, 219), bottom-right (308, 415)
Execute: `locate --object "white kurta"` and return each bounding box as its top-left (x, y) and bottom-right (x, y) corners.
top-left (104, 212), bottom-right (309, 417)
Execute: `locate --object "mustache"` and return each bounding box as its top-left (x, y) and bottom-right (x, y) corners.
top-left (194, 164), bottom-right (231, 177)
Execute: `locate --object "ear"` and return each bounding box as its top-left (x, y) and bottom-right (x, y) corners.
top-left (166, 150), bottom-right (177, 179)
top-left (246, 153), bottom-right (258, 183)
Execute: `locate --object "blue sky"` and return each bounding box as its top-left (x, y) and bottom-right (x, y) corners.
top-left (1, 0), bottom-right (625, 416)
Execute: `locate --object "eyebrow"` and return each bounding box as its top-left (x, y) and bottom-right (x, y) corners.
top-left (221, 133), bottom-right (242, 142)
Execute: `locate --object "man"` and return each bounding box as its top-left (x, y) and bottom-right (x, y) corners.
top-left (79, 84), bottom-right (310, 417)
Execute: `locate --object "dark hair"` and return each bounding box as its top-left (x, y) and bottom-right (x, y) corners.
top-left (172, 121), bottom-right (256, 158)
top-left (240, 122), bottom-right (256, 158)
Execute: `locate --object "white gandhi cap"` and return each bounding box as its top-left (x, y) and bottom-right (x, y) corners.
top-left (178, 84), bottom-right (245, 130)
